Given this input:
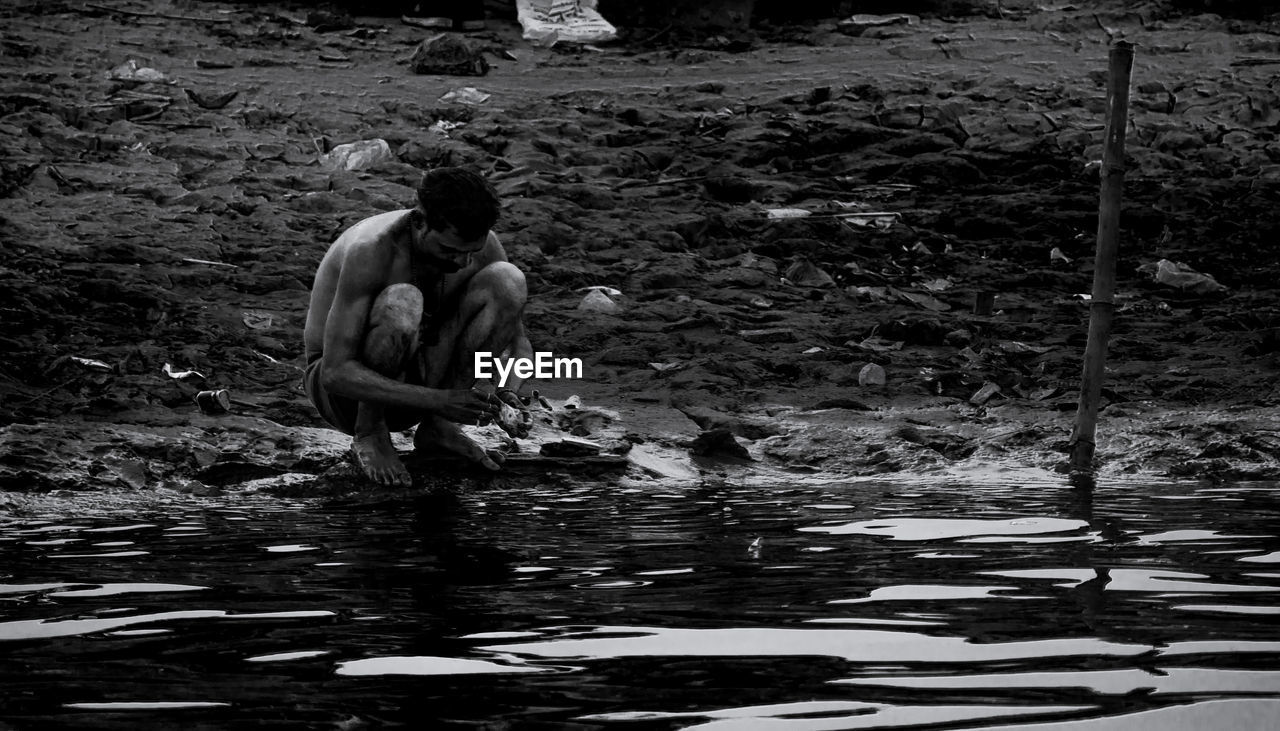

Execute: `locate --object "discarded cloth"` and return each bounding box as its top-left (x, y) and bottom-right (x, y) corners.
top-left (516, 0), bottom-right (617, 47)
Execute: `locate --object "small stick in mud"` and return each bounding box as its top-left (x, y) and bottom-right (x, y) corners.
top-left (83, 3), bottom-right (231, 24)
top-left (1070, 40), bottom-right (1134, 474)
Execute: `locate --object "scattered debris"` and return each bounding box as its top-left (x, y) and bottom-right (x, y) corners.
top-left (194, 389), bottom-right (231, 414)
top-left (163, 363), bottom-right (205, 380)
top-left (241, 311), bottom-right (273, 330)
top-left (181, 258), bottom-right (238, 268)
top-left (320, 139), bottom-right (394, 172)
top-left (516, 0), bottom-right (617, 48)
top-left (108, 59), bottom-right (169, 84)
top-left (766, 208), bottom-right (812, 219)
top-left (837, 211), bottom-right (900, 230)
top-left (1145, 259), bottom-right (1228, 295)
top-left (71, 357), bottom-right (112, 371)
top-left (578, 285), bottom-right (622, 297)
top-left (837, 13), bottom-right (918, 37)
top-left (439, 86), bottom-right (491, 105)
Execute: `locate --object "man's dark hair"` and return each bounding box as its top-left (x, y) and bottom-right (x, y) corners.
top-left (416, 167), bottom-right (500, 241)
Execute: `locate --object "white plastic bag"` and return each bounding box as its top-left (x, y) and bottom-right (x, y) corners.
top-left (516, 0), bottom-right (617, 47)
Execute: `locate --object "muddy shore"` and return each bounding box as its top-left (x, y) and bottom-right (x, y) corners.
top-left (3, 1), bottom-right (1280, 500)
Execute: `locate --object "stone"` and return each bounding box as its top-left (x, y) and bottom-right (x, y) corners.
top-left (858, 363), bottom-right (887, 387)
top-left (689, 428), bottom-right (752, 460)
top-left (784, 258), bottom-right (835, 288)
top-left (409, 34), bottom-right (489, 77)
top-left (578, 290), bottom-right (620, 314)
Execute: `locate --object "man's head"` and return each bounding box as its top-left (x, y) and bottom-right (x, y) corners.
top-left (411, 167), bottom-right (500, 273)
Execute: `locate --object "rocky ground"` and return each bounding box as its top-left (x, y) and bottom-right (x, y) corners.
top-left (3, 0), bottom-right (1280, 505)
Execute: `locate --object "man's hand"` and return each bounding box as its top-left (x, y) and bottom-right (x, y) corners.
top-left (495, 387), bottom-right (533, 438)
top-left (431, 388), bottom-right (503, 425)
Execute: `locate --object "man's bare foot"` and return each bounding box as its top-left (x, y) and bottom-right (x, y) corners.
top-left (352, 432), bottom-right (412, 487)
top-left (413, 415), bottom-right (503, 471)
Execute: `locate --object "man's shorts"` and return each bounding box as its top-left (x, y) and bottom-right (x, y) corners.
top-left (303, 355), bottom-right (426, 434)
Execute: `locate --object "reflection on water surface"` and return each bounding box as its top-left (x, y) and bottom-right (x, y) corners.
top-left (1, 478), bottom-right (1278, 729)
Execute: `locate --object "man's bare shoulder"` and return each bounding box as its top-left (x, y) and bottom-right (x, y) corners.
top-left (334, 209), bottom-right (413, 250)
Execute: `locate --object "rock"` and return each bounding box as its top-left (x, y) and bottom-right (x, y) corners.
top-left (674, 404), bottom-right (782, 440)
top-left (578, 290), bottom-right (620, 314)
top-left (703, 175), bottom-right (758, 203)
top-left (689, 428), bottom-right (752, 460)
top-left (540, 438), bottom-right (602, 458)
top-left (858, 363), bottom-right (887, 387)
top-left (969, 381), bottom-right (1002, 405)
top-left (184, 88), bottom-right (238, 110)
top-left (784, 258), bottom-right (835, 288)
top-left (410, 34), bottom-right (489, 77)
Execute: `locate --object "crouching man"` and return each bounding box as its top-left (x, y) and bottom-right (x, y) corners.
top-left (302, 167), bottom-right (533, 486)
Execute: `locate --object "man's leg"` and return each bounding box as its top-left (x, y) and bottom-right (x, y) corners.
top-left (413, 262), bottom-right (527, 468)
top-left (353, 283), bottom-right (423, 486)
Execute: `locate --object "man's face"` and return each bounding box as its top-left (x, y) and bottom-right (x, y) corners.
top-left (416, 218), bottom-right (487, 273)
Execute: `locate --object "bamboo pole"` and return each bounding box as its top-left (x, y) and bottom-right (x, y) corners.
top-left (1070, 40), bottom-right (1135, 473)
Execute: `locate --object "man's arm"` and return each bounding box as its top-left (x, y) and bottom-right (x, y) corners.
top-left (319, 238), bottom-right (444, 413)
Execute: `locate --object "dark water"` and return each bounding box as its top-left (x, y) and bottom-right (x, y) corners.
top-left (2, 475), bottom-right (1279, 730)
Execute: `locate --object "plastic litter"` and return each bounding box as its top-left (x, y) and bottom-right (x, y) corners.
top-left (241, 311), bottom-right (273, 330)
top-left (320, 139), bottom-right (394, 172)
top-left (837, 211), bottom-right (900, 230)
top-left (577, 285), bottom-right (623, 297)
top-left (439, 87), bottom-right (491, 105)
top-left (71, 356), bottom-right (112, 370)
top-left (108, 59), bottom-right (169, 84)
top-left (766, 208), bottom-right (813, 219)
top-left (1150, 259), bottom-right (1227, 295)
top-left (516, 0), bottom-right (616, 47)
top-left (430, 120), bottom-right (463, 135)
top-left (163, 363), bottom-right (205, 380)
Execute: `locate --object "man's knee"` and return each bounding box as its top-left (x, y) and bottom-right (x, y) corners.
top-left (364, 283), bottom-right (424, 371)
top-left (370, 283), bottom-right (424, 330)
top-left (471, 262), bottom-right (527, 311)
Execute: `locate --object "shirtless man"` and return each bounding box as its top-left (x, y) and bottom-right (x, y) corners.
top-left (303, 167), bottom-right (532, 486)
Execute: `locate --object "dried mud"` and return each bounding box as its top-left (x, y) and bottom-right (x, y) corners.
top-left (3, 0), bottom-right (1280, 500)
